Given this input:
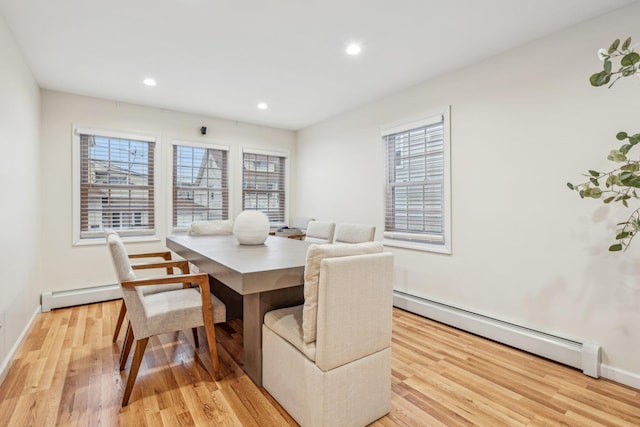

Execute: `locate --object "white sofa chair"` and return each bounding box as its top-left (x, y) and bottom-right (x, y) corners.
top-left (304, 220), bottom-right (336, 244)
top-left (332, 223), bottom-right (376, 243)
top-left (262, 242), bottom-right (394, 427)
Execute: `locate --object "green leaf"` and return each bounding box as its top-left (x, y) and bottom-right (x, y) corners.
top-left (621, 52), bottom-right (640, 66)
top-left (579, 190), bottom-right (585, 198)
top-left (622, 66), bottom-right (636, 77)
top-left (590, 188), bottom-right (602, 198)
top-left (608, 149), bottom-right (627, 162)
top-left (567, 182), bottom-right (575, 190)
top-left (604, 196), bottom-right (615, 203)
top-left (620, 144), bottom-right (632, 155)
top-left (622, 37), bottom-right (632, 51)
top-left (609, 243), bottom-right (623, 251)
top-left (609, 38), bottom-right (620, 53)
top-left (588, 170), bottom-right (600, 177)
top-left (616, 231), bottom-right (631, 240)
top-left (629, 137), bottom-right (639, 146)
top-left (623, 199), bottom-right (629, 207)
top-left (604, 59), bottom-right (612, 73)
top-left (621, 163), bottom-right (639, 172)
top-left (589, 71), bottom-right (611, 86)
top-left (590, 178), bottom-right (599, 186)
top-left (617, 131), bottom-right (628, 140)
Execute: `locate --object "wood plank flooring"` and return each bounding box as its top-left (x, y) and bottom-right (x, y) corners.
top-left (0, 300), bottom-right (638, 426)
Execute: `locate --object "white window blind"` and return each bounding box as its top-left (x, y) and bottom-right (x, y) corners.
top-left (79, 132), bottom-right (155, 238)
top-left (242, 150), bottom-right (286, 223)
top-left (173, 144), bottom-right (229, 227)
top-left (383, 114), bottom-right (447, 247)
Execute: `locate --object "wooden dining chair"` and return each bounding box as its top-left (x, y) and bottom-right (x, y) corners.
top-left (106, 232), bottom-right (226, 406)
top-left (105, 230), bottom-right (184, 343)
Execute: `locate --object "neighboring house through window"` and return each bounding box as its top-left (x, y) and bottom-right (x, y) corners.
top-left (382, 108), bottom-right (451, 253)
top-left (242, 148), bottom-right (287, 225)
top-left (172, 142), bottom-right (229, 228)
top-left (73, 127), bottom-right (156, 243)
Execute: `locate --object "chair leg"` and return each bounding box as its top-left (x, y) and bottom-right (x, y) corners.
top-left (122, 337), bottom-right (149, 406)
top-left (120, 322), bottom-right (134, 371)
top-left (113, 300), bottom-right (127, 343)
top-left (203, 321), bottom-right (220, 380)
top-left (192, 328), bottom-right (199, 348)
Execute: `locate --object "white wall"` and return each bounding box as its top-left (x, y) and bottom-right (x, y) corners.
top-left (296, 3), bottom-right (640, 383)
top-left (39, 90), bottom-right (296, 293)
top-left (0, 15), bottom-right (41, 378)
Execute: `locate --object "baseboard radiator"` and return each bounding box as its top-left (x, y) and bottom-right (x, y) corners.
top-left (41, 284), bottom-right (122, 312)
top-left (393, 291), bottom-right (601, 378)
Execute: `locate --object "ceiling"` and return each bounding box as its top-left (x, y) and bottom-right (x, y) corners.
top-left (0, 0), bottom-right (636, 130)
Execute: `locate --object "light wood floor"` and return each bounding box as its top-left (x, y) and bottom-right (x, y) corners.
top-left (0, 300), bottom-right (638, 426)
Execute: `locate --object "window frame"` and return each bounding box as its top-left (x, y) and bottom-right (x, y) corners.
top-left (241, 147), bottom-right (289, 227)
top-left (170, 139), bottom-right (231, 232)
top-left (381, 107), bottom-right (452, 254)
top-left (72, 126), bottom-right (160, 245)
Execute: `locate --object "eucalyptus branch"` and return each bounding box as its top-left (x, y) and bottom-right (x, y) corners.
top-left (568, 36), bottom-right (640, 251)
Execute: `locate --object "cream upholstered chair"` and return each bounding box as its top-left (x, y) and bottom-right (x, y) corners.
top-left (106, 232), bottom-right (226, 406)
top-left (332, 223), bottom-right (376, 243)
top-left (262, 242), bottom-right (394, 427)
top-left (304, 221), bottom-right (335, 244)
top-left (104, 229), bottom-right (183, 343)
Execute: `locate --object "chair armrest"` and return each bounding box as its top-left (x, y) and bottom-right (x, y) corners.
top-left (128, 251), bottom-right (172, 260)
top-left (121, 273), bottom-right (213, 321)
top-left (287, 233), bottom-right (306, 240)
top-left (121, 272), bottom-right (205, 288)
top-left (131, 260), bottom-right (189, 275)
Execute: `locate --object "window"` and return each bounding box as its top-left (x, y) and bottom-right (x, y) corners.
top-left (173, 142), bottom-right (229, 228)
top-left (242, 149), bottom-right (287, 224)
top-left (383, 109), bottom-right (451, 253)
top-left (73, 127), bottom-right (156, 242)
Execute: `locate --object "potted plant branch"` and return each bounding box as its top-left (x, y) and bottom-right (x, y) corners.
top-left (568, 37), bottom-right (640, 251)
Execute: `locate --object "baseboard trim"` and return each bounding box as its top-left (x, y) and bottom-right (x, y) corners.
top-left (0, 305), bottom-right (40, 385)
top-left (601, 364), bottom-right (640, 390)
top-left (41, 284), bottom-right (121, 312)
top-left (393, 291), bottom-right (601, 377)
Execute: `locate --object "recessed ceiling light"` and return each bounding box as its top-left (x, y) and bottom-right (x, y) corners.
top-left (143, 78), bottom-right (157, 86)
top-left (346, 44), bottom-right (361, 55)
top-left (257, 102), bottom-right (268, 110)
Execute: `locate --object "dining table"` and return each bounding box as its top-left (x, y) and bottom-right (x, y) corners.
top-left (166, 233), bottom-right (312, 386)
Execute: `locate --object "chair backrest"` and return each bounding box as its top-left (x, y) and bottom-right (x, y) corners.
top-left (332, 223), bottom-right (376, 243)
top-left (304, 221), bottom-right (335, 244)
top-left (302, 242), bottom-right (383, 343)
top-left (315, 251), bottom-right (394, 371)
top-left (292, 216), bottom-right (314, 231)
top-left (106, 233), bottom-right (149, 337)
top-left (188, 219), bottom-right (233, 236)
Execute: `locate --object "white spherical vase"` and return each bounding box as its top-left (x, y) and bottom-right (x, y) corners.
top-left (233, 210), bottom-right (270, 245)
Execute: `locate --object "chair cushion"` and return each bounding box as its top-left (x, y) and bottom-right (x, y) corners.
top-left (142, 288), bottom-right (226, 338)
top-left (302, 242), bottom-right (383, 343)
top-left (189, 220), bottom-right (233, 236)
top-left (264, 305), bottom-right (316, 361)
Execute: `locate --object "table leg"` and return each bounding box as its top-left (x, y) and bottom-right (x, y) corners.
top-left (242, 285), bottom-right (304, 386)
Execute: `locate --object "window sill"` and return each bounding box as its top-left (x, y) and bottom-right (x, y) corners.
top-left (73, 235), bottom-right (162, 246)
top-left (383, 238), bottom-right (451, 254)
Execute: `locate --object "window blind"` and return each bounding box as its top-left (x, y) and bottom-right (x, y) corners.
top-left (384, 117), bottom-right (445, 244)
top-left (79, 133), bottom-right (155, 238)
top-left (173, 144), bottom-right (229, 227)
top-left (242, 150), bottom-right (286, 223)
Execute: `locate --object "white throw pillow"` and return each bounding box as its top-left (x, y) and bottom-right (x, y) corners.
top-left (188, 220), bottom-right (233, 236)
top-left (302, 241), bottom-right (383, 343)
